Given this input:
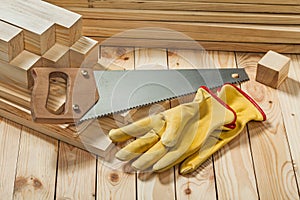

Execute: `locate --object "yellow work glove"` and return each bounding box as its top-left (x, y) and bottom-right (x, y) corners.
top-left (109, 86), bottom-right (236, 172)
top-left (179, 83), bottom-right (266, 174)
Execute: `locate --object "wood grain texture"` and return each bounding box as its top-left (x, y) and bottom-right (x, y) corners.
top-left (83, 20), bottom-right (300, 44)
top-left (125, 0), bottom-right (299, 5)
top-left (277, 54), bottom-right (300, 193)
top-left (256, 50), bottom-right (290, 89)
top-left (97, 143), bottom-right (136, 200)
top-left (94, 36), bottom-right (300, 54)
top-left (89, 1), bottom-right (300, 14)
top-left (0, 118), bottom-right (21, 200)
top-left (0, 21), bottom-right (24, 62)
top-left (236, 52), bottom-right (299, 200)
top-left (72, 7), bottom-right (300, 25)
top-left (168, 49), bottom-right (217, 200)
top-left (56, 142), bottom-right (96, 200)
top-left (13, 127), bottom-right (58, 199)
top-left (44, 0), bottom-right (90, 7)
top-left (16, 0), bottom-right (82, 47)
top-left (70, 36), bottom-right (98, 68)
top-left (0, 1), bottom-right (56, 55)
top-left (97, 46), bottom-right (136, 200)
top-left (42, 43), bottom-right (70, 68)
top-left (0, 50), bottom-right (42, 89)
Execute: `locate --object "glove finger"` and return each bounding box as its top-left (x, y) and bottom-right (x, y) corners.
top-left (109, 114), bottom-right (164, 142)
top-left (179, 132), bottom-right (222, 174)
top-left (132, 141), bottom-right (168, 171)
top-left (153, 118), bottom-right (202, 172)
top-left (116, 130), bottom-right (160, 161)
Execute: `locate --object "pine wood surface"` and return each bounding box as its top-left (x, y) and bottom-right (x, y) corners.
top-left (1, 48), bottom-right (300, 199)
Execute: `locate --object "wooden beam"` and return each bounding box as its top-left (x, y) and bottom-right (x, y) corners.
top-left (42, 43), bottom-right (70, 68)
top-left (82, 20), bottom-right (300, 44)
top-left (44, 0), bottom-right (90, 8)
top-left (0, 21), bottom-right (24, 62)
top-left (0, 50), bottom-right (42, 89)
top-left (130, 0), bottom-right (300, 5)
top-left (70, 36), bottom-right (98, 68)
top-left (19, 0), bottom-right (83, 46)
top-left (0, 5), bottom-right (56, 55)
top-left (94, 37), bottom-right (300, 54)
top-left (72, 8), bottom-right (300, 25)
top-left (89, 1), bottom-right (300, 14)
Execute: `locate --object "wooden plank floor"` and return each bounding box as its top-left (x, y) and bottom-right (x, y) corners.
top-left (1, 47), bottom-right (300, 199)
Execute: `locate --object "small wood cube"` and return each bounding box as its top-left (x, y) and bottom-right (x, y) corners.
top-left (256, 50), bottom-right (290, 89)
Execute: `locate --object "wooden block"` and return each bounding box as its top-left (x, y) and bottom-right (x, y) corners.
top-left (70, 36), bottom-right (98, 68)
top-left (0, 21), bottom-right (24, 62)
top-left (256, 50), bottom-right (290, 88)
top-left (42, 43), bottom-right (70, 68)
top-left (17, 0), bottom-right (82, 46)
top-left (0, 2), bottom-right (56, 55)
top-left (0, 50), bottom-right (42, 89)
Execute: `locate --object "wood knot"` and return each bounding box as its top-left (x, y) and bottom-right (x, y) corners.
top-left (109, 172), bottom-right (119, 182)
top-left (33, 178), bottom-right (43, 189)
top-left (185, 188), bottom-right (192, 195)
top-left (268, 100), bottom-right (273, 104)
top-left (14, 176), bottom-right (28, 192)
top-left (123, 56), bottom-right (129, 61)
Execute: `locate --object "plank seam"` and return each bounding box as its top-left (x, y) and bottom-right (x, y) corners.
top-left (53, 140), bottom-right (61, 200)
top-left (11, 123), bottom-right (23, 199)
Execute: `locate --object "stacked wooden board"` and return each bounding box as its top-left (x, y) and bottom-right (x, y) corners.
top-left (44, 0), bottom-right (300, 53)
top-left (0, 0), bottom-right (114, 156)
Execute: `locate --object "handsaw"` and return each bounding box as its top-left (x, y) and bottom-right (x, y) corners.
top-left (31, 67), bottom-right (249, 124)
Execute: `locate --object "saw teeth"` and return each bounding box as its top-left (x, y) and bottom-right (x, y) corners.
top-left (79, 79), bottom-right (250, 122)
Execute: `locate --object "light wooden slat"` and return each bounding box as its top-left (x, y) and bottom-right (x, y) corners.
top-left (0, 3), bottom-right (56, 55)
top-left (0, 21), bottom-right (23, 62)
top-left (0, 50), bottom-right (42, 89)
top-left (42, 43), bottom-right (70, 68)
top-left (134, 48), bottom-right (176, 200)
top-left (56, 142), bottom-right (96, 199)
top-left (277, 54), bottom-right (300, 189)
top-left (168, 49), bottom-right (217, 200)
top-left (236, 52), bottom-right (299, 200)
top-left (44, 0), bottom-right (90, 7)
top-left (82, 20), bottom-right (300, 44)
top-left (129, 0), bottom-right (299, 5)
top-left (97, 143), bottom-right (136, 200)
top-left (72, 8), bottom-right (300, 25)
top-left (97, 46), bottom-right (136, 200)
top-left (0, 118), bottom-right (21, 200)
top-left (90, 1), bottom-right (300, 14)
top-left (13, 127), bottom-right (58, 199)
top-left (70, 36), bottom-right (98, 68)
top-left (209, 51), bottom-right (258, 199)
top-left (93, 37), bottom-right (300, 54)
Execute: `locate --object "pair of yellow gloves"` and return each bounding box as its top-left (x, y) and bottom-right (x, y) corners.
top-left (109, 84), bottom-right (266, 174)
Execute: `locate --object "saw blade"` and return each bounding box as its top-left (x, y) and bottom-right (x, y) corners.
top-left (79, 68), bottom-right (249, 121)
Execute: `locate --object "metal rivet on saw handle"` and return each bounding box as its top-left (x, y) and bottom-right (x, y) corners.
top-left (73, 104), bottom-right (80, 113)
top-left (81, 70), bottom-right (89, 78)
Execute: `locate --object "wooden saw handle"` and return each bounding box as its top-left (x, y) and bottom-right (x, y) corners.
top-left (31, 68), bottom-right (99, 124)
